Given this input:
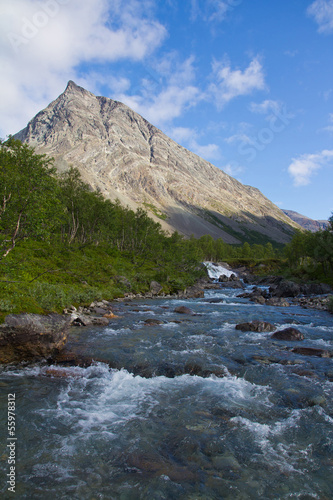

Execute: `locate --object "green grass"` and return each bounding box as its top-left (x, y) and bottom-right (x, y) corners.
top-left (143, 202), bottom-right (168, 220)
top-left (0, 239), bottom-right (203, 322)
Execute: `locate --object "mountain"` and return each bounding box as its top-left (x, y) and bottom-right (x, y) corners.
top-left (282, 210), bottom-right (329, 233)
top-left (14, 80), bottom-right (300, 244)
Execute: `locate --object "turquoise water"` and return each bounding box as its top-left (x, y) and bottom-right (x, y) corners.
top-left (1, 279), bottom-right (333, 499)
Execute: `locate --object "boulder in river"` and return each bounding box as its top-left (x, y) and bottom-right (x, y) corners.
top-left (174, 306), bottom-right (193, 314)
top-left (291, 347), bottom-right (331, 357)
top-left (235, 320), bottom-right (275, 333)
top-left (271, 327), bottom-right (304, 341)
top-left (0, 314), bottom-right (70, 364)
top-left (144, 318), bottom-right (164, 326)
top-left (178, 284), bottom-right (205, 298)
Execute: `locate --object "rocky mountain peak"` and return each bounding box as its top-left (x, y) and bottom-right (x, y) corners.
top-left (14, 83), bottom-right (301, 244)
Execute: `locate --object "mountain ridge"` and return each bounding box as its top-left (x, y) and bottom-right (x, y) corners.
top-left (14, 80), bottom-right (301, 244)
top-left (282, 209), bottom-right (329, 233)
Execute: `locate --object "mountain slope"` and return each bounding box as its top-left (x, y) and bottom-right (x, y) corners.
top-left (15, 81), bottom-right (300, 244)
top-left (282, 210), bottom-right (328, 232)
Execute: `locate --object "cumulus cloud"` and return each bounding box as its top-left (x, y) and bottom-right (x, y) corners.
top-left (249, 99), bottom-right (282, 114)
top-left (209, 57), bottom-right (266, 108)
top-left (190, 0), bottom-right (241, 23)
top-left (307, 0), bottom-right (333, 33)
top-left (168, 126), bottom-right (221, 161)
top-left (288, 149), bottom-right (333, 186)
top-left (115, 55), bottom-right (204, 127)
top-left (0, 0), bottom-right (167, 137)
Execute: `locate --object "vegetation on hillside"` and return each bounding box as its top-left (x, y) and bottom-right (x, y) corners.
top-left (0, 138), bottom-right (332, 319)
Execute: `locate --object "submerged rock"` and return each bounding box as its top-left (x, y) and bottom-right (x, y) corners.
top-left (174, 306), bottom-right (193, 314)
top-left (235, 320), bottom-right (275, 332)
top-left (0, 314), bottom-right (70, 364)
top-left (144, 318), bottom-right (164, 326)
top-left (291, 347), bottom-right (331, 357)
top-left (271, 327), bottom-right (304, 341)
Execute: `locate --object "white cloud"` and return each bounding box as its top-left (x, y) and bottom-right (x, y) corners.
top-left (168, 126), bottom-right (221, 161)
top-left (307, 0), bottom-right (333, 34)
top-left (223, 162), bottom-right (244, 178)
top-left (190, 0), bottom-right (241, 23)
top-left (118, 84), bottom-right (201, 126)
top-left (321, 112), bottom-right (333, 133)
top-left (209, 56), bottom-right (266, 108)
top-left (249, 100), bottom-right (282, 114)
top-left (114, 55), bottom-right (204, 127)
top-left (224, 133), bottom-right (253, 145)
top-left (0, 0), bottom-right (167, 137)
top-left (288, 149), bottom-right (333, 186)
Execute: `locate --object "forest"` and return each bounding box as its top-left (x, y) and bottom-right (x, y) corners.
top-left (0, 138), bottom-right (332, 319)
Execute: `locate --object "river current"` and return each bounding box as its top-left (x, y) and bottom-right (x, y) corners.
top-left (1, 264), bottom-right (333, 499)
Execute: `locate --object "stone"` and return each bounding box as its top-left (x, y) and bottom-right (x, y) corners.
top-left (271, 280), bottom-right (301, 298)
top-left (271, 327), bottom-right (304, 341)
top-left (0, 314), bottom-right (70, 364)
top-left (291, 347), bottom-right (331, 357)
top-left (174, 306), bottom-right (193, 314)
top-left (70, 314), bottom-right (109, 326)
top-left (235, 320), bottom-right (275, 332)
top-left (144, 318), bottom-right (164, 326)
top-left (183, 285), bottom-right (205, 298)
top-left (266, 297), bottom-right (290, 307)
top-left (150, 280), bottom-right (163, 295)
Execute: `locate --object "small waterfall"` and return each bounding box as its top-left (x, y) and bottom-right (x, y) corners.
top-left (204, 261), bottom-right (237, 280)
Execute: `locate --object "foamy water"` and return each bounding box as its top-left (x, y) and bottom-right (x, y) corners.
top-left (1, 281), bottom-right (332, 499)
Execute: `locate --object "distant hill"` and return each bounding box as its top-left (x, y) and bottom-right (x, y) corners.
top-left (14, 80), bottom-right (300, 244)
top-left (282, 210), bottom-right (329, 232)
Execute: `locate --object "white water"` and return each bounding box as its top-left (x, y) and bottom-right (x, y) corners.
top-left (204, 261), bottom-right (237, 279)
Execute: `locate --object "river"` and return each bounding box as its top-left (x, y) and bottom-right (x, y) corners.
top-left (0, 265), bottom-right (332, 499)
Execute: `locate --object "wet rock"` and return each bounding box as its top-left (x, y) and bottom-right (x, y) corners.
top-left (266, 297), bottom-right (290, 307)
top-left (92, 307), bottom-right (108, 315)
top-left (253, 296), bottom-right (266, 304)
top-left (270, 280), bottom-right (301, 298)
top-left (291, 347), bottom-right (331, 357)
top-left (70, 314), bottom-right (109, 326)
top-left (235, 320), bottom-right (275, 332)
top-left (144, 318), bottom-right (164, 326)
top-left (0, 314), bottom-right (70, 364)
top-left (212, 452), bottom-right (241, 471)
top-left (306, 395), bottom-right (326, 407)
top-left (178, 285), bottom-right (205, 298)
top-left (174, 306), bottom-right (193, 314)
top-left (294, 295), bottom-right (333, 311)
top-left (271, 327), bottom-right (304, 341)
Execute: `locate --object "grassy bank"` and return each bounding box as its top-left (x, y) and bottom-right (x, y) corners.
top-left (0, 240), bottom-right (205, 323)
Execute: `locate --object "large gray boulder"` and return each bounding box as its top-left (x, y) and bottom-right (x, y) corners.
top-left (0, 314), bottom-right (70, 364)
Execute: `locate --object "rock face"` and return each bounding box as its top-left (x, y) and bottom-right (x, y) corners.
top-left (0, 314), bottom-right (70, 364)
top-left (14, 81), bottom-right (300, 244)
top-left (282, 209), bottom-right (329, 232)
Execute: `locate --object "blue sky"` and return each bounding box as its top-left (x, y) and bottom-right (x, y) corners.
top-left (1, 0), bottom-right (332, 220)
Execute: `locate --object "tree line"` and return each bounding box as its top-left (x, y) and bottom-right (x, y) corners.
top-left (1, 137), bottom-right (332, 286)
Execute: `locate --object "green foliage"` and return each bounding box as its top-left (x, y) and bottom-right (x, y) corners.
top-left (2, 139), bottom-right (329, 318)
top-left (0, 137), bottom-right (62, 258)
top-left (328, 296), bottom-right (333, 314)
top-left (142, 202), bottom-right (168, 220)
top-left (284, 221), bottom-right (333, 285)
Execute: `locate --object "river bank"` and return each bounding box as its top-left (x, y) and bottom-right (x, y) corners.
top-left (1, 270), bottom-right (332, 499)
